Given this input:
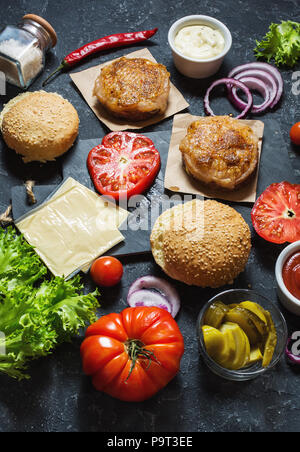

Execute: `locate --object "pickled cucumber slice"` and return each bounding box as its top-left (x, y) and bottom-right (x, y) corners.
top-left (225, 306), bottom-right (261, 345)
top-left (253, 304), bottom-right (277, 367)
top-left (203, 301), bottom-right (229, 329)
top-left (262, 310), bottom-right (277, 368)
top-left (202, 324), bottom-right (235, 367)
top-left (202, 325), bottom-right (226, 359)
top-left (239, 305), bottom-right (268, 339)
top-left (240, 301), bottom-right (267, 325)
top-left (248, 347), bottom-right (263, 365)
top-left (241, 329), bottom-right (251, 368)
top-left (215, 328), bottom-right (236, 368)
top-left (220, 323), bottom-right (250, 370)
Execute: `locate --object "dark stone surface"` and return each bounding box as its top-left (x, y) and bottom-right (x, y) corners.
top-left (0, 0), bottom-right (299, 433)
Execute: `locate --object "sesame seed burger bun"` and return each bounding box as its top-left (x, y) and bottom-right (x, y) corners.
top-left (0, 91), bottom-right (79, 163)
top-left (150, 199), bottom-right (251, 288)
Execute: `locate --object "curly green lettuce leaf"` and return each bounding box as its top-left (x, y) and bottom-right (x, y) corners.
top-left (254, 20), bottom-right (300, 67)
top-left (0, 227), bottom-right (100, 380)
top-left (35, 276), bottom-right (99, 339)
top-left (0, 227), bottom-right (47, 291)
top-left (0, 279), bottom-right (99, 379)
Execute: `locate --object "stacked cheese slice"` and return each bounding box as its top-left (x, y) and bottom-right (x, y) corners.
top-left (16, 178), bottom-right (128, 279)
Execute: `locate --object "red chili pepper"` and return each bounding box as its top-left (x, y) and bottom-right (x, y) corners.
top-left (42, 27), bottom-right (158, 86)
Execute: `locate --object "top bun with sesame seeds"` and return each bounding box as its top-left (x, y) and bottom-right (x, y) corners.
top-left (150, 199), bottom-right (251, 288)
top-left (0, 91), bottom-right (79, 163)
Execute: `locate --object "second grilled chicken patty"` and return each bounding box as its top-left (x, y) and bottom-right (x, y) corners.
top-left (180, 116), bottom-right (259, 190)
top-left (93, 57), bottom-right (170, 121)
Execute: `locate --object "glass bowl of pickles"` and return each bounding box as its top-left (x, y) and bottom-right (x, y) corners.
top-left (197, 289), bottom-right (288, 381)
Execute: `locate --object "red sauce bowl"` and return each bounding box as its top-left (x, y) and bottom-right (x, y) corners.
top-left (276, 241), bottom-right (300, 316)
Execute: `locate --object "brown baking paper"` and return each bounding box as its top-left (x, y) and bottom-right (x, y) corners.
top-left (164, 113), bottom-right (265, 203)
top-left (70, 48), bottom-right (189, 132)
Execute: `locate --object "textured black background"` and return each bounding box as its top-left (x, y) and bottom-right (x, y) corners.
top-left (0, 0), bottom-right (299, 433)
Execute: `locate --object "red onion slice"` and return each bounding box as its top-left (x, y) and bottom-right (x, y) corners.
top-left (229, 76), bottom-right (271, 114)
top-left (204, 78), bottom-right (253, 119)
top-left (228, 62), bottom-right (283, 108)
top-left (127, 276), bottom-right (181, 317)
top-left (228, 69), bottom-right (277, 114)
top-left (235, 69), bottom-right (277, 96)
top-left (285, 337), bottom-right (300, 365)
top-left (127, 289), bottom-right (172, 315)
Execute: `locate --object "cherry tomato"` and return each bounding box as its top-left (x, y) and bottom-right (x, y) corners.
top-left (90, 256), bottom-right (123, 287)
top-left (80, 306), bottom-right (184, 402)
top-left (87, 132), bottom-right (161, 200)
top-left (290, 122), bottom-right (300, 146)
top-left (251, 182), bottom-right (300, 244)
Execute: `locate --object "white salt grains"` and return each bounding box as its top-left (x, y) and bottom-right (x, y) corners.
top-left (0, 39), bottom-right (43, 87)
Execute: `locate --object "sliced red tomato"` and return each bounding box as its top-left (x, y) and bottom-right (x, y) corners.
top-left (87, 132), bottom-right (161, 200)
top-left (251, 182), bottom-right (300, 244)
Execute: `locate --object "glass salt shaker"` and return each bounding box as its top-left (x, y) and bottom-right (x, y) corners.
top-left (0, 14), bottom-right (57, 89)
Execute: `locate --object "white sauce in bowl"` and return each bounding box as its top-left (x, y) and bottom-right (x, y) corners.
top-left (174, 25), bottom-right (225, 60)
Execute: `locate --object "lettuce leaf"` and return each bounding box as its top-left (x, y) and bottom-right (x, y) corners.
top-left (0, 227), bottom-right (47, 291)
top-left (0, 227), bottom-right (99, 379)
top-left (254, 21), bottom-right (300, 67)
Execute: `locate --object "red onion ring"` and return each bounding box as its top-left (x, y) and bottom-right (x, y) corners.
top-left (228, 62), bottom-right (283, 109)
top-left (235, 69), bottom-right (277, 95)
top-left (204, 78), bottom-right (253, 119)
top-left (228, 69), bottom-right (277, 114)
top-left (229, 76), bottom-right (271, 114)
top-left (127, 276), bottom-right (181, 317)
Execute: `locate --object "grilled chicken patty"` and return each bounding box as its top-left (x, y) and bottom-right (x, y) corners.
top-left (93, 57), bottom-right (170, 121)
top-left (180, 116), bottom-right (259, 190)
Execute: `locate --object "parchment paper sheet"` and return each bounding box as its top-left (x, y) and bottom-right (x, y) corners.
top-left (164, 113), bottom-right (265, 203)
top-left (70, 48), bottom-right (189, 131)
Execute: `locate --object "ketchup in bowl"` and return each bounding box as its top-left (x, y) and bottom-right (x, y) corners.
top-left (282, 252), bottom-right (300, 300)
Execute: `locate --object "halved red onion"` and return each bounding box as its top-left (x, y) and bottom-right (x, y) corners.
top-left (227, 69), bottom-right (277, 114)
top-left (204, 78), bottom-right (253, 119)
top-left (127, 276), bottom-right (181, 317)
top-left (228, 62), bottom-right (283, 109)
top-left (127, 289), bottom-right (172, 314)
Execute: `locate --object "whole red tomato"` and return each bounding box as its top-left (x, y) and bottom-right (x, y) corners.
top-left (90, 256), bottom-right (123, 287)
top-left (290, 122), bottom-right (300, 146)
top-left (80, 307), bottom-right (184, 402)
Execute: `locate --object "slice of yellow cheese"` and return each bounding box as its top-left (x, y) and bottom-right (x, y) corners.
top-left (16, 178), bottom-right (128, 278)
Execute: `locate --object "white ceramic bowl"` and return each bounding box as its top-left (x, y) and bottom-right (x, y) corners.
top-left (168, 15), bottom-right (232, 79)
top-left (275, 241), bottom-right (300, 315)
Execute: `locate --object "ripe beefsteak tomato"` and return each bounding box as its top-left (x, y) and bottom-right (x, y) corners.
top-left (80, 307), bottom-right (184, 402)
